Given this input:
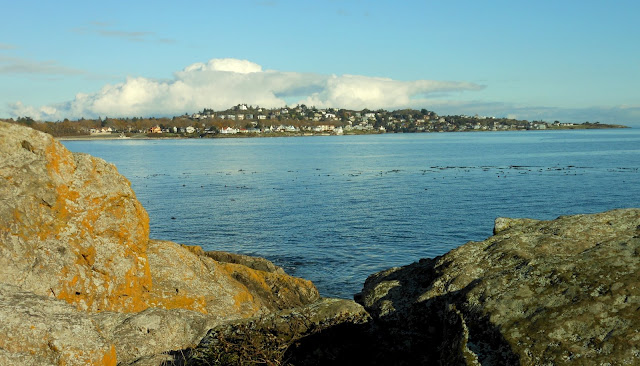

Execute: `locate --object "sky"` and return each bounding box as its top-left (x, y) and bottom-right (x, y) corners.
top-left (1, 0), bottom-right (639, 126)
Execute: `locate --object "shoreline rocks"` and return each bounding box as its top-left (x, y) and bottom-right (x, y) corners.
top-left (3, 121), bottom-right (639, 365)
top-left (355, 208), bottom-right (640, 365)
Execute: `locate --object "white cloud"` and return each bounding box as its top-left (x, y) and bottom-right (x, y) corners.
top-left (8, 58), bottom-right (484, 120)
top-left (301, 74), bottom-right (484, 110)
top-left (183, 59), bottom-right (263, 74)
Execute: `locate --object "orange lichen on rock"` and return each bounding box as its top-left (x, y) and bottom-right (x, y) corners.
top-left (148, 292), bottom-right (208, 313)
top-left (44, 138), bottom-right (75, 178)
top-left (1, 122), bottom-right (154, 313)
top-left (99, 345), bottom-right (118, 366)
top-left (215, 261), bottom-right (320, 312)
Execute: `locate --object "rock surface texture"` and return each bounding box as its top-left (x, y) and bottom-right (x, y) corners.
top-left (0, 122), bottom-right (320, 365)
top-left (357, 208), bottom-right (640, 365)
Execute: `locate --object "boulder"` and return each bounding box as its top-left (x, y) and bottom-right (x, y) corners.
top-left (356, 208), bottom-right (640, 364)
top-left (1, 121), bottom-right (151, 312)
top-left (0, 122), bottom-right (320, 364)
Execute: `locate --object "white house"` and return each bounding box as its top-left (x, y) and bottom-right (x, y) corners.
top-left (220, 127), bottom-right (238, 134)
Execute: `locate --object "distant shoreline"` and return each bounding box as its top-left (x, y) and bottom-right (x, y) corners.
top-left (56, 124), bottom-right (629, 141)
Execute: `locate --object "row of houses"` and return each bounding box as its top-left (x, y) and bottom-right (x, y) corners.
top-left (219, 125), bottom-right (347, 135)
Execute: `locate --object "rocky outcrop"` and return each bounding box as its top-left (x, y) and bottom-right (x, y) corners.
top-left (185, 210), bottom-right (640, 365)
top-left (356, 208), bottom-right (640, 365)
top-left (147, 241), bottom-right (319, 316)
top-left (1, 121), bottom-right (151, 312)
top-left (188, 298), bottom-right (370, 365)
top-left (0, 121), bottom-right (320, 365)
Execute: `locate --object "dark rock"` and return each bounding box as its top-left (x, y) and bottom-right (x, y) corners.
top-left (356, 208), bottom-right (640, 365)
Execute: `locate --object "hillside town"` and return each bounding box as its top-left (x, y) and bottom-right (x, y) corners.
top-left (2, 104), bottom-right (625, 138)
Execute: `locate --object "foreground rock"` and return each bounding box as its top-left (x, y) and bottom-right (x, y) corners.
top-left (187, 298), bottom-right (370, 365)
top-left (357, 208), bottom-right (640, 365)
top-left (0, 121), bottom-right (320, 365)
top-left (1, 121), bottom-right (151, 312)
top-left (184, 209), bottom-right (640, 365)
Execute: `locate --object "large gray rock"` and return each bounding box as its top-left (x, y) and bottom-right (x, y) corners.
top-left (93, 307), bottom-right (215, 365)
top-left (0, 283), bottom-right (116, 366)
top-left (357, 208), bottom-right (640, 365)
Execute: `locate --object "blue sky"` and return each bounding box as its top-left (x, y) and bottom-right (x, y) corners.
top-left (1, 0), bottom-right (639, 125)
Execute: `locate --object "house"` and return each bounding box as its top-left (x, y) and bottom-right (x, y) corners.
top-left (220, 127), bottom-right (238, 134)
top-left (185, 126), bottom-right (196, 133)
top-left (90, 127), bottom-right (113, 135)
top-left (149, 126), bottom-right (162, 134)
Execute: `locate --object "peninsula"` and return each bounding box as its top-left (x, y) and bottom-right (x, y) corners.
top-left (2, 104), bottom-right (628, 139)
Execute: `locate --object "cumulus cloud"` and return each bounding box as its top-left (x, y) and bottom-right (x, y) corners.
top-left (9, 58), bottom-right (484, 120)
top-left (301, 74), bottom-right (484, 110)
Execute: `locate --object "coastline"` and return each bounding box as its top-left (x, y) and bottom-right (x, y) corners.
top-left (55, 124), bottom-right (630, 141)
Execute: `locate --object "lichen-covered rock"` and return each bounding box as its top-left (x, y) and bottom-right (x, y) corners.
top-left (357, 208), bottom-right (640, 365)
top-left (204, 250), bottom-right (286, 274)
top-left (0, 122), bottom-right (322, 364)
top-left (0, 283), bottom-right (117, 366)
top-left (1, 121), bottom-right (151, 313)
top-left (93, 307), bottom-right (215, 365)
top-left (147, 240), bottom-right (319, 317)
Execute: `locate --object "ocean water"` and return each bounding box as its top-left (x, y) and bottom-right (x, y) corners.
top-left (63, 129), bottom-right (640, 299)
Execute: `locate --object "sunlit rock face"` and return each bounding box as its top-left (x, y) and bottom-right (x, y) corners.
top-left (1, 121), bottom-right (152, 312)
top-left (0, 121), bottom-right (320, 364)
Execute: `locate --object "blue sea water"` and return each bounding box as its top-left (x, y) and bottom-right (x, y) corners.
top-left (63, 129), bottom-right (640, 299)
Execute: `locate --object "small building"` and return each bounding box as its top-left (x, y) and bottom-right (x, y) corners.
top-left (220, 127), bottom-right (238, 134)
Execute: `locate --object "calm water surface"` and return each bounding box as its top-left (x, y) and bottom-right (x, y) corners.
top-left (63, 129), bottom-right (640, 298)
